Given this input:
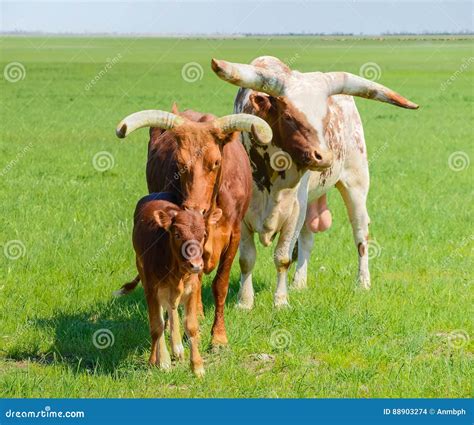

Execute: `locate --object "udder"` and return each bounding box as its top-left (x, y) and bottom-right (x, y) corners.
top-left (305, 194), bottom-right (332, 233)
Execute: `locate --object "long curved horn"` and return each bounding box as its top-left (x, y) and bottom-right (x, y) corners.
top-left (211, 58), bottom-right (286, 97)
top-left (214, 114), bottom-right (273, 145)
top-left (116, 110), bottom-right (185, 138)
top-left (324, 72), bottom-right (419, 109)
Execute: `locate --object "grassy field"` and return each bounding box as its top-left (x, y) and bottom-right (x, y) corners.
top-left (0, 36), bottom-right (472, 398)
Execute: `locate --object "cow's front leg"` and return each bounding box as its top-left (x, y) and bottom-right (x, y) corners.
top-left (211, 230), bottom-right (240, 345)
top-left (273, 199), bottom-right (306, 307)
top-left (336, 180), bottom-right (371, 289)
top-left (237, 222), bottom-right (256, 310)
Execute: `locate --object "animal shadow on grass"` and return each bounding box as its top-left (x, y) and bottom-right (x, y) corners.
top-left (6, 272), bottom-right (266, 374)
top-left (6, 289), bottom-right (151, 376)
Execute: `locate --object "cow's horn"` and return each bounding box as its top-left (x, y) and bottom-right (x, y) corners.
top-left (116, 110), bottom-right (185, 138)
top-left (211, 58), bottom-right (285, 97)
top-left (324, 72), bottom-right (419, 109)
top-left (214, 114), bottom-right (273, 145)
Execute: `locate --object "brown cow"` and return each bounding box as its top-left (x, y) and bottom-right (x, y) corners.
top-left (115, 107), bottom-right (272, 346)
top-left (131, 193), bottom-right (222, 376)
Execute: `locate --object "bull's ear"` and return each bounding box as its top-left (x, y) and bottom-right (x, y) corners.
top-left (249, 93), bottom-right (273, 116)
top-left (153, 209), bottom-right (176, 230)
top-left (208, 208), bottom-right (223, 225)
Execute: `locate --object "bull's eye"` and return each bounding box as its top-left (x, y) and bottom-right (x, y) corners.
top-left (174, 232), bottom-right (180, 240)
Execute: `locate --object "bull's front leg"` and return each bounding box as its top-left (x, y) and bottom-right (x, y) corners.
top-left (273, 196), bottom-right (308, 307)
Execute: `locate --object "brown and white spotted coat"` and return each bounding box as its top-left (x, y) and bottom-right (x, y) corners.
top-left (212, 56), bottom-right (418, 308)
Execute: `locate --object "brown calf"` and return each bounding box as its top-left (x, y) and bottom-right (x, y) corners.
top-left (132, 193), bottom-right (222, 376)
top-left (116, 107), bottom-right (272, 346)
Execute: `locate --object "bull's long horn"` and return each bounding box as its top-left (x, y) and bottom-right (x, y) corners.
top-left (324, 72), bottom-right (419, 109)
top-left (211, 58), bottom-right (286, 97)
top-left (116, 110), bottom-right (185, 138)
top-left (214, 114), bottom-right (273, 145)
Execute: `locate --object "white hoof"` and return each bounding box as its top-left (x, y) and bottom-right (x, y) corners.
top-left (291, 278), bottom-right (307, 291)
top-left (172, 343), bottom-right (185, 360)
top-left (358, 274), bottom-right (371, 290)
top-left (159, 360), bottom-right (172, 371)
top-left (273, 294), bottom-right (290, 308)
top-left (236, 300), bottom-right (254, 310)
top-left (193, 365), bottom-right (205, 378)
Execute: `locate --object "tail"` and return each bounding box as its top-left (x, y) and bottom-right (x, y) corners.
top-left (113, 275), bottom-right (140, 297)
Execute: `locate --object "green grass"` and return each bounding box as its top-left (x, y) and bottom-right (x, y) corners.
top-left (0, 36), bottom-right (472, 398)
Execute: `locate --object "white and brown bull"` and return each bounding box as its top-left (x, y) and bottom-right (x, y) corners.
top-left (211, 56), bottom-right (418, 308)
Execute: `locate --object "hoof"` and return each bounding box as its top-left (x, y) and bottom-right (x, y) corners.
top-left (172, 343), bottom-right (185, 361)
top-left (159, 360), bottom-right (172, 371)
top-left (236, 300), bottom-right (254, 310)
top-left (358, 274), bottom-right (371, 290)
top-left (193, 365), bottom-right (205, 378)
top-left (211, 333), bottom-right (228, 347)
top-left (273, 295), bottom-right (290, 308)
top-left (291, 278), bottom-right (307, 291)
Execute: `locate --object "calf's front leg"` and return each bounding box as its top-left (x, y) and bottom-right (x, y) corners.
top-left (183, 277), bottom-right (204, 377)
top-left (145, 286), bottom-right (171, 369)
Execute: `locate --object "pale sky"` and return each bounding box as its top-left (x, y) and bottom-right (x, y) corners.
top-left (1, 0), bottom-right (472, 35)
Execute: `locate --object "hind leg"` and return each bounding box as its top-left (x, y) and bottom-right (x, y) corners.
top-left (336, 180), bottom-right (371, 289)
top-left (292, 224), bottom-right (314, 290)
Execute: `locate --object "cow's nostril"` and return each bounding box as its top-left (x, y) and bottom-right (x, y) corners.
top-left (314, 151), bottom-right (323, 161)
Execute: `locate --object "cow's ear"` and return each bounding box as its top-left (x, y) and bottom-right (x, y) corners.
top-left (208, 208), bottom-right (223, 225)
top-left (153, 209), bottom-right (176, 230)
top-left (249, 93), bottom-right (273, 116)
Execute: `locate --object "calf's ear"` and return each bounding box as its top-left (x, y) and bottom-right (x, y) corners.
top-left (208, 208), bottom-right (223, 225)
top-left (153, 209), bottom-right (176, 230)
